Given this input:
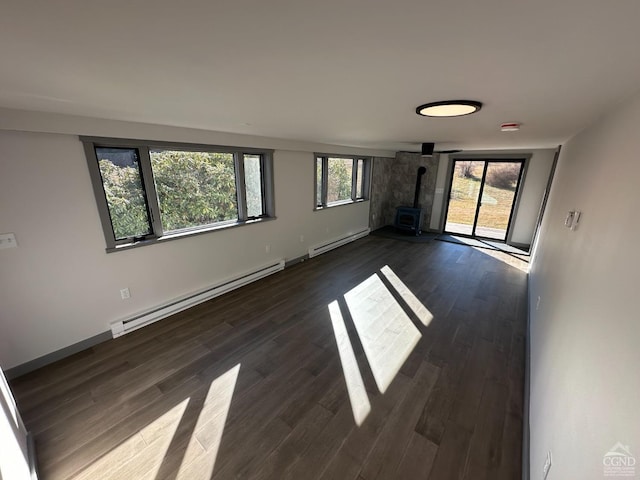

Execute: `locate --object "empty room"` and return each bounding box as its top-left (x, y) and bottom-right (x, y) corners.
top-left (1, 1), bottom-right (639, 479)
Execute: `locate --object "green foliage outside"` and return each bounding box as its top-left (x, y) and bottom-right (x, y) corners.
top-left (99, 150), bottom-right (246, 239)
top-left (316, 160), bottom-right (323, 205)
top-left (243, 155), bottom-right (264, 218)
top-left (326, 158), bottom-right (353, 203)
top-left (98, 160), bottom-right (151, 239)
top-left (316, 158), bottom-right (354, 205)
top-left (151, 150), bottom-right (237, 231)
top-left (485, 163), bottom-right (521, 190)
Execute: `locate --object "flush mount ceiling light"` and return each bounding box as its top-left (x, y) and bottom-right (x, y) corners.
top-left (416, 100), bottom-right (482, 117)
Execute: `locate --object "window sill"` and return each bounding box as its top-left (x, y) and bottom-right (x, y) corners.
top-left (314, 198), bottom-right (368, 211)
top-left (106, 216), bottom-right (277, 253)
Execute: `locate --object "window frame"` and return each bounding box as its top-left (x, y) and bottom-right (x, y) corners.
top-left (314, 153), bottom-right (371, 210)
top-left (82, 136), bottom-right (275, 252)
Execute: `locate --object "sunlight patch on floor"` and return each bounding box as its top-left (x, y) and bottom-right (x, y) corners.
top-left (73, 399), bottom-right (190, 480)
top-left (471, 247), bottom-right (530, 273)
top-left (179, 364), bottom-right (241, 479)
top-left (328, 300), bottom-right (371, 426)
top-left (379, 265), bottom-right (433, 326)
top-left (73, 364), bottom-right (241, 480)
top-left (344, 273), bottom-right (421, 394)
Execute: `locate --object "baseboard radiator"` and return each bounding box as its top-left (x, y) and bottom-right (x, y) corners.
top-left (308, 228), bottom-right (370, 258)
top-left (111, 259), bottom-right (285, 338)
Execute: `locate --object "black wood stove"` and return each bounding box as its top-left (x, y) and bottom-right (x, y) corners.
top-left (394, 166), bottom-right (427, 235)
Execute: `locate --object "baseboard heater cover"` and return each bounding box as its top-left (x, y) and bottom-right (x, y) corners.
top-left (308, 228), bottom-right (370, 258)
top-left (111, 259), bottom-right (285, 338)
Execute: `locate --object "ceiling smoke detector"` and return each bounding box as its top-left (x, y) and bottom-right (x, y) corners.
top-left (501, 122), bottom-right (521, 132)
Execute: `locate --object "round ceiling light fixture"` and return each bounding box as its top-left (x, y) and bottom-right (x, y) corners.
top-left (416, 100), bottom-right (482, 117)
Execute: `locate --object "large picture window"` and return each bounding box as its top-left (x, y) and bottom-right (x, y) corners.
top-left (315, 154), bottom-right (371, 209)
top-left (83, 137), bottom-right (274, 251)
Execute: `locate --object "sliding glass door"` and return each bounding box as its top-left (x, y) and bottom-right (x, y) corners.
top-left (444, 161), bottom-right (485, 236)
top-left (444, 159), bottom-right (524, 241)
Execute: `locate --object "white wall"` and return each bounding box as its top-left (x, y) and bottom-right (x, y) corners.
top-left (510, 149), bottom-right (556, 245)
top-left (0, 107), bottom-right (394, 158)
top-left (429, 154), bottom-right (450, 231)
top-left (529, 93), bottom-right (640, 479)
top-left (0, 123), bottom-right (381, 370)
top-left (429, 149), bottom-right (556, 246)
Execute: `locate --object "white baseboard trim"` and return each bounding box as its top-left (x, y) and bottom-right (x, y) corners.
top-left (111, 259), bottom-right (285, 338)
top-left (308, 228), bottom-right (370, 258)
top-left (4, 331), bottom-right (112, 379)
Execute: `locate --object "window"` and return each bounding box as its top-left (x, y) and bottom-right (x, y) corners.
top-left (95, 147), bottom-right (153, 240)
top-left (243, 154), bottom-right (265, 218)
top-left (315, 154), bottom-right (371, 209)
top-left (149, 150), bottom-right (238, 232)
top-left (83, 137), bottom-right (274, 251)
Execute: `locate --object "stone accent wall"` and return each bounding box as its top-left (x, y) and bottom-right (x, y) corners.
top-left (369, 156), bottom-right (393, 230)
top-left (369, 153), bottom-right (439, 231)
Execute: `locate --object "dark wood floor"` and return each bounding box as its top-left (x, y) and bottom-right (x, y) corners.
top-left (10, 235), bottom-right (528, 480)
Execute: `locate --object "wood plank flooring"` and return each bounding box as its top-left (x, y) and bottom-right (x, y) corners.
top-left (9, 235), bottom-right (529, 480)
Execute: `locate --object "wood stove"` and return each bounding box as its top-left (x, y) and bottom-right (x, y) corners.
top-left (394, 166), bottom-right (427, 235)
top-left (395, 206), bottom-right (422, 234)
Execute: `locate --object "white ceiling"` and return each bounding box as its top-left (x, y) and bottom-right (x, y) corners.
top-left (2, 0), bottom-right (640, 152)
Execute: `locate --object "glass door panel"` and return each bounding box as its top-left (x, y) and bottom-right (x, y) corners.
top-left (475, 162), bottom-right (523, 240)
top-left (444, 161), bottom-right (485, 236)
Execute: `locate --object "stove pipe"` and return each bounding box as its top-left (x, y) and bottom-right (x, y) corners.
top-left (413, 166), bottom-right (427, 208)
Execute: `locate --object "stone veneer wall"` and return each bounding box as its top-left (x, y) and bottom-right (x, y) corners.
top-left (368, 156), bottom-right (393, 230)
top-left (369, 153), bottom-right (439, 231)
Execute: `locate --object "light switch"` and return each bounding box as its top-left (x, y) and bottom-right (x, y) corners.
top-left (564, 210), bottom-right (582, 230)
top-left (0, 233), bottom-right (17, 249)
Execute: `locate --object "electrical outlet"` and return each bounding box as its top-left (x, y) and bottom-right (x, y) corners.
top-left (536, 296), bottom-right (541, 311)
top-left (265, 244), bottom-right (271, 253)
top-left (120, 288), bottom-right (131, 300)
top-left (299, 235), bottom-right (304, 243)
top-left (543, 450), bottom-right (552, 479)
top-left (0, 233), bottom-right (18, 249)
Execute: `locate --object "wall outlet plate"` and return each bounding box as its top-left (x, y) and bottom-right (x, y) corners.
top-left (120, 288), bottom-right (131, 300)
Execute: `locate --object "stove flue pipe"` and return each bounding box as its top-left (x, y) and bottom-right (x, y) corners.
top-left (413, 166), bottom-right (427, 208)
